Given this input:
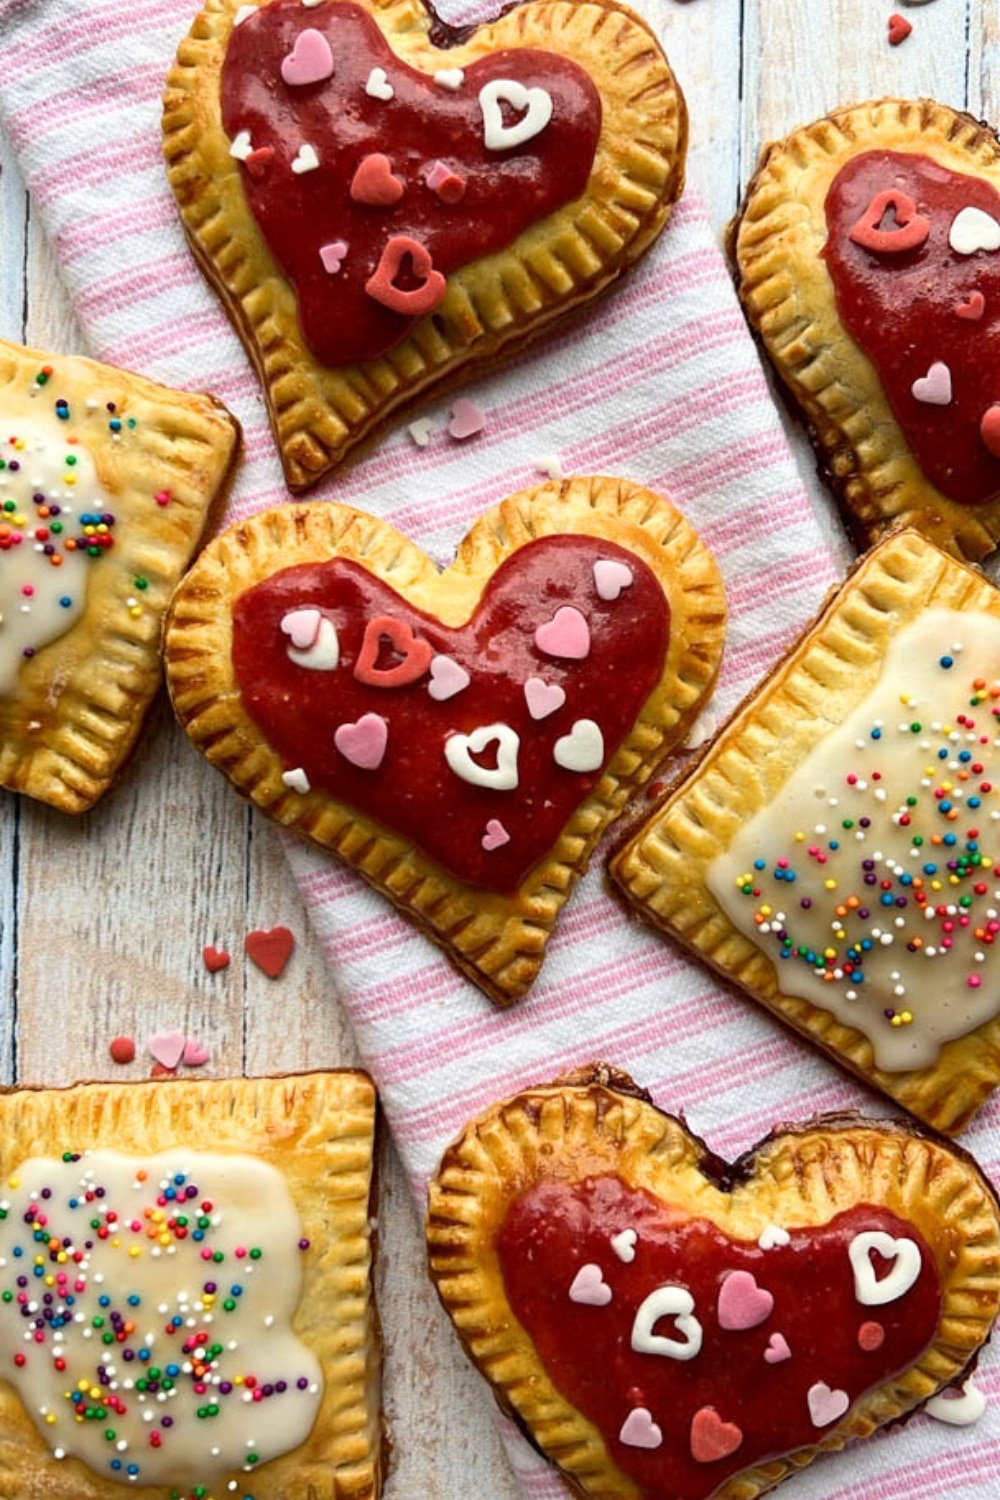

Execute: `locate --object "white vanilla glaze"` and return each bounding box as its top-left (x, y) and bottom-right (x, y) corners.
top-left (0, 1149), bottom-right (322, 1490)
top-left (708, 610), bottom-right (1000, 1070)
top-left (0, 387), bottom-right (116, 696)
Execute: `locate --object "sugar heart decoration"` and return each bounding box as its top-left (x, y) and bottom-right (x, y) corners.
top-left (290, 142), bottom-right (320, 175)
top-left (319, 240), bottom-right (349, 275)
top-left (593, 558), bottom-right (634, 600)
top-left (281, 766), bottom-right (312, 795)
top-left (925, 1377), bottom-right (987, 1427)
top-left (690, 1406), bottom-right (743, 1463)
top-left (365, 66), bottom-right (394, 100)
top-left (524, 677), bottom-right (566, 720)
top-left (956, 289), bottom-right (986, 320)
top-left (428, 655), bottom-right (471, 701)
top-left (808, 1381), bottom-right (851, 1427)
top-left (569, 1263), bottom-right (612, 1306)
top-left (610, 1228), bottom-right (637, 1263)
top-left (448, 398), bottom-right (486, 440)
top-left (335, 713), bottom-right (389, 770)
top-left (147, 1029), bottom-right (186, 1070)
top-left (202, 945), bottom-right (231, 973)
top-left (280, 26), bottom-right (334, 87)
top-left (181, 1038), bottom-right (210, 1067)
top-left (619, 1407), bottom-right (662, 1450)
top-left (479, 78), bottom-right (554, 150)
top-left (553, 718), bottom-right (604, 775)
top-left (350, 152), bottom-right (405, 207)
top-left (887, 13), bottom-right (912, 45)
top-left (717, 1269), bottom-right (774, 1331)
top-left (365, 235), bottom-right (446, 316)
top-left (535, 606), bottom-right (591, 659)
top-left (763, 1332), bottom-right (792, 1363)
top-left (245, 925), bottom-right (295, 978)
top-left (481, 818), bottom-right (511, 852)
top-left (280, 607), bottom-right (322, 651)
top-left (848, 1229), bottom-right (921, 1305)
top-left (826, 153), bottom-right (1000, 502)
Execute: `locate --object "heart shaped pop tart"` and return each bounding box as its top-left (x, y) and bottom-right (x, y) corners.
top-left (163, 477), bottom-right (725, 1005)
top-left (428, 1066), bottom-right (1000, 1500)
top-left (731, 97), bottom-right (1000, 563)
top-left (163, 0), bottom-right (686, 490)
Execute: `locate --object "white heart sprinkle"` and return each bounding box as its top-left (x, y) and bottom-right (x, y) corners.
top-left (408, 418), bottom-right (433, 448)
top-left (925, 1378), bottom-right (987, 1427)
top-left (848, 1230), bottom-right (922, 1307)
top-left (553, 718), bottom-right (604, 774)
top-left (535, 453), bottom-right (563, 480)
top-left (287, 616), bottom-right (340, 672)
top-left (479, 79), bottom-right (553, 151)
top-left (229, 129), bottom-right (253, 160)
top-left (610, 1229), bottom-right (637, 1263)
top-left (949, 204), bottom-right (1000, 256)
top-left (568, 1263), bottom-right (612, 1306)
top-left (910, 359), bottom-right (953, 406)
top-left (282, 767), bottom-right (311, 795)
top-left (291, 142), bottom-right (320, 174)
top-left (434, 68), bottom-right (465, 91)
top-left (757, 1222), bottom-right (791, 1251)
top-left (631, 1285), bottom-right (703, 1360)
top-left (365, 66), bottom-right (394, 101)
top-left (445, 723), bottom-right (520, 790)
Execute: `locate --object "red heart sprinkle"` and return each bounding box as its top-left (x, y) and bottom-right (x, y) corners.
top-left (350, 152), bottom-right (405, 206)
top-left (690, 1406), bottom-right (744, 1463)
top-left (365, 235), bottom-right (447, 316)
top-left (109, 1035), bottom-right (136, 1065)
top-left (245, 926), bottom-right (295, 979)
top-left (888, 13), bottom-right (912, 45)
top-left (244, 146), bottom-right (275, 181)
top-left (956, 290), bottom-right (986, 321)
top-left (848, 188), bottom-right (930, 254)
top-left (354, 615), bottom-right (434, 687)
top-left (203, 945), bottom-right (231, 973)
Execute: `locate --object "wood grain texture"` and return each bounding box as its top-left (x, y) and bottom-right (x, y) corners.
top-left (0, 3), bottom-right (994, 1496)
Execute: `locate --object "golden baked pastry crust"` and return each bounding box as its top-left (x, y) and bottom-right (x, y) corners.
top-left (427, 1068), bottom-right (1000, 1500)
top-left (611, 529), bottom-right (1000, 1136)
top-left (730, 97), bottom-right (1000, 562)
top-left (162, 476), bottom-right (726, 1005)
top-left (162, 0), bottom-right (687, 491)
top-left (0, 1072), bottom-right (382, 1500)
top-left (0, 337), bottom-right (239, 813)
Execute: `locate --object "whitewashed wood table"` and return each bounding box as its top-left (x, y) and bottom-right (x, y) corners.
top-left (0, 2), bottom-right (994, 1497)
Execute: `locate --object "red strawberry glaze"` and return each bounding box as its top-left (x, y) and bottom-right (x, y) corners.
top-left (497, 1176), bottom-right (941, 1500)
top-left (220, 0), bottom-right (602, 364)
top-left (823, 150), bottom-right (1000, 504)
top-left (230, 535), bottom-right (669, 892)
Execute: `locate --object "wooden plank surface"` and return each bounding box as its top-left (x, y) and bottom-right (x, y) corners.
top-left (0, 3), bottom-right (990, 1497)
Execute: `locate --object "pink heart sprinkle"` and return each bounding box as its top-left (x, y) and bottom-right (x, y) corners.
top-left (535, 605), bottom-right (591, 660)
top-left (619, 1407), bottom-right (663, 1450)
top-left (447, 398), bottom-right (486, 440)
top-left (280, 26), bottom-right (335, 87)
top-left (956, 289), bottom-right (986, 321)
top-left (481, 818), bottom-right (510, 851)
top-left (568, 1263), bottom-right (611, 1306)
top-left (182, 1039), bottom-right (210, 1067)
top-left (717, 1269), bottom-right (774, 1331)
top-left (147, 1028), bottom-right (186, 1071)
top-left (524, 676), bottom-right (566, 720)
top-left (428, 654), bottom-right (470, 701)
top-left (807, 1381), bottom-right (850, 1428)
top-left (911, 359), bottom-right (953, 405)
top-left (280, 607), bottom-right (322, 651)
top-left (593, 558), bottom-right (634, 601)
top-left (334, 713), bottom-right (388, 770)
top-left (763, 1332), bottom-right (792, 1364)
top-left (425, 159), bottom-right (467, 204)
top-left (319, 240), bottom-right (349, 274)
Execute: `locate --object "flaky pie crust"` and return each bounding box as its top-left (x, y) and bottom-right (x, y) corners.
top-left (162, 476), bottom-right (726, 1005)
top-left (611, 529), bottom-right (1000, 1136)
top-left (731, 97), bottom-right (1000, 563)
top-left (0, 337), bottom-right (239, 813)
top-left (427, 1070), bottom-right (1000, 1500)
top-left (163, 0), bottom-right (687, 491)
top-left (0, 1073), bottom-right (383, 1500)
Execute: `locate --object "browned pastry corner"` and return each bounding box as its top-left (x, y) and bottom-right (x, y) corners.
top-left (0, 337), bottom-right (239, 813)
top-left (162, 476), bottom-right (725, 1005)
top-left (427, 1069), bottom-right (1000, 1500)
top-left (0, 1072), bottom-right (383, 1500)
top-left (612, 527), bottom-right (1000, 1135)
top-left (731, 96), bottom-right (1000, 562)
top-left (163, 0), bottom-right (686, 490)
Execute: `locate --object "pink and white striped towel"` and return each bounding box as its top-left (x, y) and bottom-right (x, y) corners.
top-left (0, 2), bottom-right (997, 1497)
